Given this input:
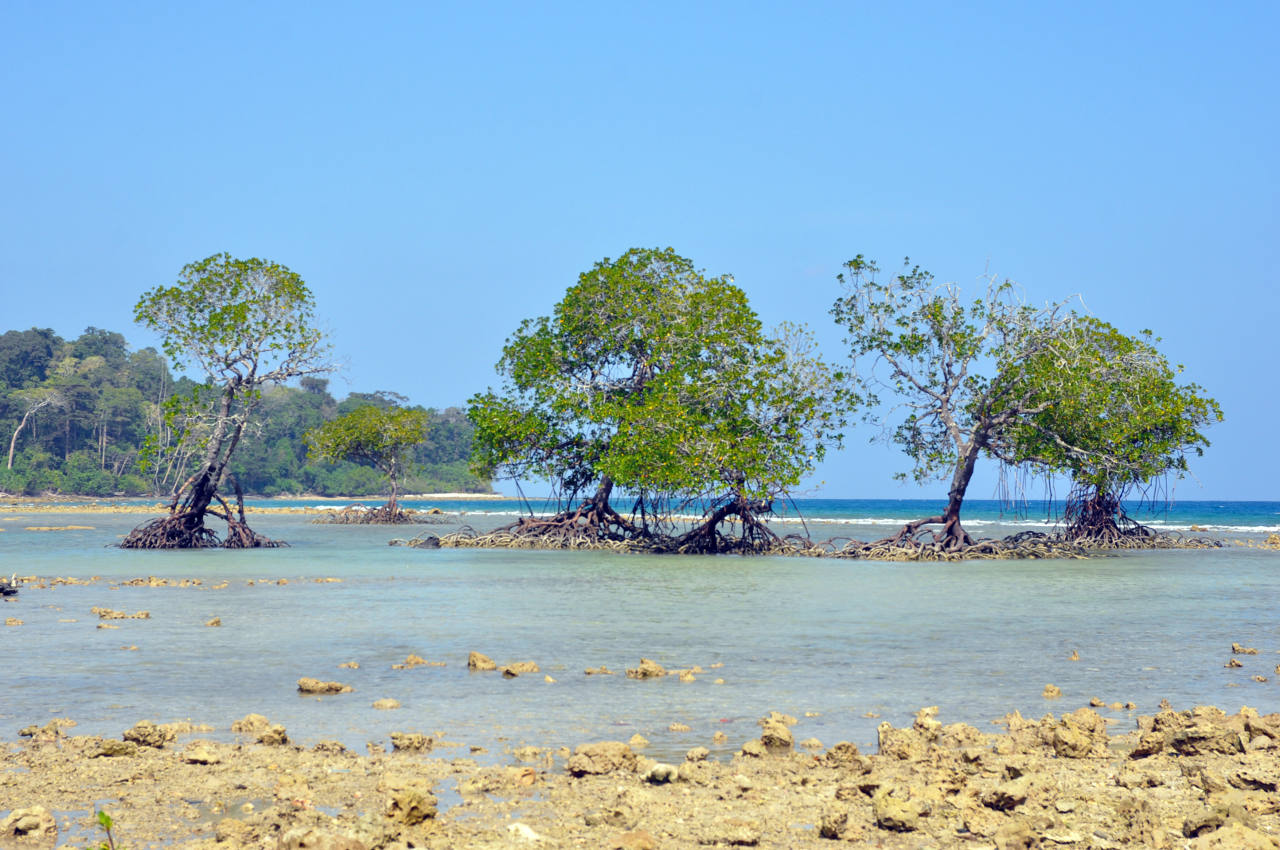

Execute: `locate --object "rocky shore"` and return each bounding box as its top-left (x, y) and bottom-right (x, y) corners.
top-left (3, 703), bottom-right (1279, 849)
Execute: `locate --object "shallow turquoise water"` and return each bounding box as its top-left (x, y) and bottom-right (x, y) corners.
top-left (2, 509), bottom-right (1277, 763)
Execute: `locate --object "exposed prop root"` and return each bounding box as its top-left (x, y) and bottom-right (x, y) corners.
top-left (119, 512), bottom-right (281, 549)
top-left (120, 476), bottom-right (283, 549)
top-left (312, 505), bottom-right (449, 525)
top-left (439, 497), bottom-right (647, 550)
top-left (433, 520), bottom-right (1221, 560)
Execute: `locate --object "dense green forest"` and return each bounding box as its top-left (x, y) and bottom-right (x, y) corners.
top-left (0, 326), bottom-right (490, 498)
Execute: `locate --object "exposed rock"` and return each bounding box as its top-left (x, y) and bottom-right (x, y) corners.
top-left (467, 651), bottom-right (496, 671)
top-left (872, 786), bottom-right (921, 832)
top-left (257, 724), bottom-right (290, 746)
top-left (1130, 731), bottom-right (1167, 758)
top-left (391, 653), bottom-right (444, 669)
top-left (123, 719), bottom-right (176, 748)
top-left (0, 806), bottom-right (56, 845)
top-left (759, 711), bottom-right (798, 727)
top-left (385, 782), bottom-right (437, 825)
top-left (643, 762), bottom-right (679, 784)
top-left (686, 746), bottom-right (709, 762)
top-left (759, 719), bottom-right (794, 754)
top-left (1172, 725), bottom-right (1246, 756)
top-left (231, 713), bottom-right (270, 732)
top-left (877, 721), bottom-right (926, 760)
top-left (1043, 683), bottom-right (1062, 698)
top-left (1189, 821), bottom-right (1280, 849)
top-left (739, 739), bottom-right (766, 758)
top-left (625, 658), bottom-right (667, 679)
top-left (669, 722), bottom-right (692, 732)
top-left (181, 742), bottom-right (221, 764)
top-left (584, 665), bottom-right (614, 675)
top-left (371, 699), bottom-right (401, 710)
top-left (567, 741), bottom-right (636, 776)
top-left (277, 827), bottom-right (367, 850)
top-left (993, 818), bottom-right (1038, 850)
top-left (698, 816), bottom-right (761, 845)
top-left (89, 739), bottom-right (137, 758)
top-left (627, 733), bottom-right (649, 749)
top-left (1232, 642), bottom-right (1260, 655)
top-left (205, 617), bottom-right (221, 627)
top-left (390, 732), bottom-right (432, 752)
top-left (501, 661), bottom-right (540, 677)
top-left (982, 776), bottom-right (1031, 811)
top-left (297, 677), bottom-right (354, 695)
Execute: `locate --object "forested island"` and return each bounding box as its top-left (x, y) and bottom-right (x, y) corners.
top-left (0, 326), bottom-right (489, 500)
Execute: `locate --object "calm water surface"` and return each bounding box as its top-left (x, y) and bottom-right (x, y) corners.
top-left (2, 507), bottom-right (1277, 763)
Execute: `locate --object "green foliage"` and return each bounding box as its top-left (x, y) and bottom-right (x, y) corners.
top-left (831, 255), bottom-right (1062, 487)
top-left (90, 809), bottom-right (118, 850)
top-left (999, 316), bottom-right (1222, 497)
top-left (470, 247), bottom-right (842, 510)
top-left (0, 318), bottom-right (487, 497)
top-left (134, 253), bottom-right (328, 385)
top-left (832, 255), bottom-right (1220, 541)
top-left (305, 405), bottom-right (430, 504)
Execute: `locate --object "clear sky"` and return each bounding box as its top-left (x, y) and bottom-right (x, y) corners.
top-left (3, 2), bottom-right (1275, 500)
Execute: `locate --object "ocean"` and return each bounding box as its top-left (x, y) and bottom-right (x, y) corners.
top-left (2, 498), bottom-right (1277, 764)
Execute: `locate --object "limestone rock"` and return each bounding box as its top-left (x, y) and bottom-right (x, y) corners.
top-left (257, 724), bottom-right (290, 746)
top-left (231, 713), bottom-right (270, 732)
top-left (297, 677), bottom-right (353, 695)
top-left (1189, 821), bottom-right (1280, 849)
top-left (982, 776), bottom-right (1031, 811)
top-left (625, 658), bottom-right (667, 679)
top-left (89, 739), bottom-right (138, 758)
top-left (643, 762), bottom-right (679, 783)
top-left (278, 826), bottom-right (368, 850)
top-left (1172, 725), bottom-right (1246, 756)
top-left (467, 651), bottom-right (496, 671)
top-left (123, 719), bottom-right (176, 749)
top-left (872, 786), bottom-right (921, 832)
top-left (385, 783), bottom-right (437, 825)
top-left (182, 742), bottom-right (221, 764)
top-left (877, 721), bottom-right (926, 760)
top-left (371, 698), bottom-right (400, 710)
top-left (567, 741), bottom-right (636, 776)
top-left (759, 719), bottom-right (794, 754)
top-left (686, 746), bottom-right (710, 762)
top-left (0, 806), bottom-right (56, 846)
top-left (501, 661), bottom-right (539, 677)
top-left (390, 732), bottom-right (432, 752)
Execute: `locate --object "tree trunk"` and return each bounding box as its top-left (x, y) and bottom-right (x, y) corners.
top-left (386, 457), bottom-right (400, 513)
top-left (938, 442), bottom-right (979, 549)
top-left (6, 410), bottom-right (33, 469)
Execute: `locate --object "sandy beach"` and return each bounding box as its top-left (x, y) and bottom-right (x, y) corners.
top-left (0, 494), bottom-right (504, 517)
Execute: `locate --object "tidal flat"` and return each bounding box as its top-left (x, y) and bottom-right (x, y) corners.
top-left (2, 506), bottom-right (1278, 846)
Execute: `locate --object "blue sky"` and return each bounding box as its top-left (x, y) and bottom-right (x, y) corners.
top-left (2, 2), bottom-right (1275, 500)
